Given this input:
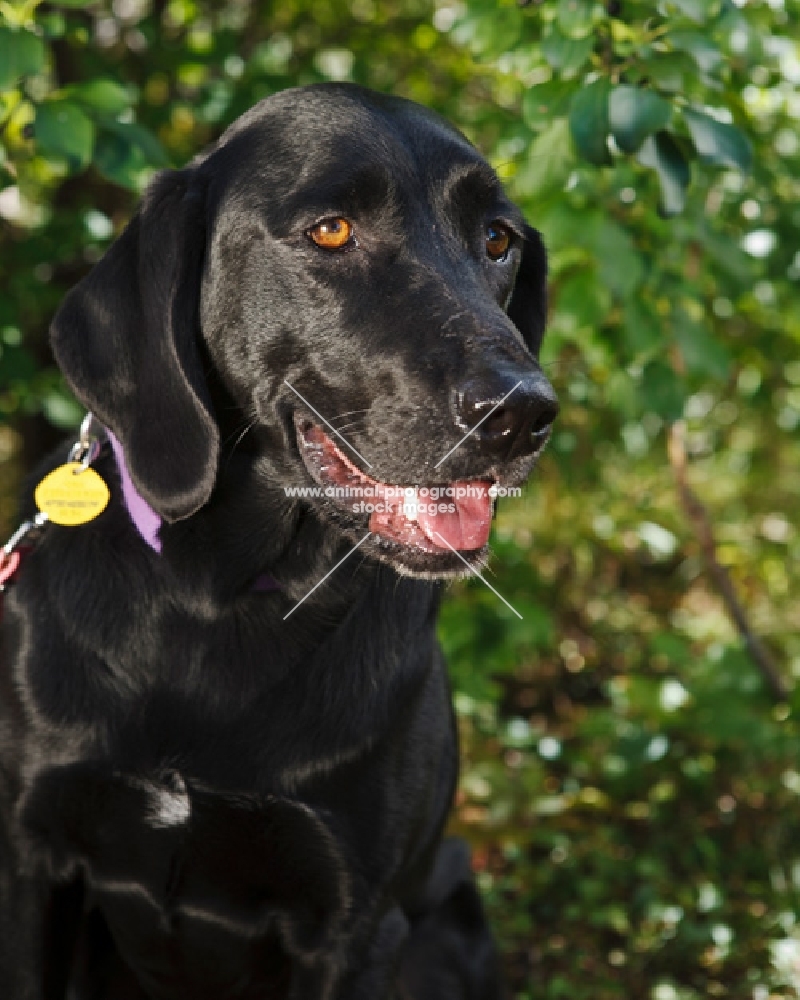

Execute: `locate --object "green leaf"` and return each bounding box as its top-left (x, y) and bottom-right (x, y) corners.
top-left (455, 8), bottom-right (522, 58)
top-left (101, 119), bottom-right (170, 166)
top-left (94, 121), bottom-right (169, 188)
top-left (46, 0), bottom-right (98, 7)
top-left (669, 0), bottom-right (720, 23)
top-left (604, 370), bottom-right (639, 418)
top-left (643, 52), bottom-right (695, 93)
top-left (554, 268), bottom-right (611, 340)
top-left (669, 31), bottom-right (724, 75)
top-left (93, 132), bottom-right (146, 190)
top-left (596, 219), bottom-right (644, 297)
top-left (682, 108), bottom-right (753, 172)
top-left (41, 390), bottom-right (85, 430)
top-left (640, 360), bottom-right (687, 421)
top-left (534, 202), bottom-right (603, 263)
top-left (35, 100), bottom-right (95, 172)
top-left (698, 225), bottom-right (754, 283)
top-left (541, 26), bottom-right (594, 75)
top-left (65, 79), bottom-right (132, 115)
top-left (673, 318), bottom-right (732, 380)
top-left (716, 8), bottom-right (761, 59)
top-left (505, 598), bottom-right (554, 648)
top-left (623, 298), bottom-right (663, 360)
top-left (609, 86), bottom-right (672, 154)
top-left (515, 118), bottom-right (575, 199)
top-left (638, 130), bottom-right (690, 216)
top-left (557, 0), bottom-right (594, 38)
top-left (0, 27), bottom-right (46, 89)
top-left (39, 12), bottom-right (67, 40)
top-left (0, 32), bottom-right (19, 90)
top-left (568, 78), bottom-right (611, 166)
top-left (14, 29), bottom-right (45, 76)
top-left (522, 80), bottom-right (577, 128)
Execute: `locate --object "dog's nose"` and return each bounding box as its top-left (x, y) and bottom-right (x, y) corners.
top-left (455, 371), bottom-right (559, 455)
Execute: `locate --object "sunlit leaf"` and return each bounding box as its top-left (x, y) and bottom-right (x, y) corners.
top-left (522, 80), bottom-right (577, 129)
top-left (669, 0), bottom-right (720, 23)
top-left (541, 26), bottom-right (593, 75)
top-left (557, 0), bottom-right (594, 38)
top-left (454, 8), bottom-right (522, 58)
top-left (683, 108), bottom-right (753, 172)
top-left (638, 130), bottom-right (691, 216)
top-left (669, 31), bottom-right (724, 75)
top-left (65, 79), bottom-right (133, 115)
top-left (515, 118), bottom-right (575, 199)
top-left (609, 86), bottom-right (672, 154)
top-left (642, 52), bottom-right (696, 92)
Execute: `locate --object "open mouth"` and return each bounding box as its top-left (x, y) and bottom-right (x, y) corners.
top-left (295, 421), bottom-right (494, 556)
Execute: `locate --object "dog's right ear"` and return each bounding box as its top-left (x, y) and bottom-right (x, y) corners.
top-left (50, 168), bottom-right (219, 522)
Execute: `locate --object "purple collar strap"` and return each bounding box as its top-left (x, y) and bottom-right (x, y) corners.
top-left (106, 429), bottom-right (280, 592)
top-left (107, 430), bottom-right (163, 553)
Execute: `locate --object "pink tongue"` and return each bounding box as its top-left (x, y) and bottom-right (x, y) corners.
top-left (416, 484), bottom-right (493, 551)
top-left (299, 425), bottom-right (494, 552)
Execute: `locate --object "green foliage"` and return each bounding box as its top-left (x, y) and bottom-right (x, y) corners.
top-left (608, 86), bottom-right (672, 155)
top-left (569, 78), bottom-right (612, 165)
top-left (0, 26), bottom-right (45, 89)
top-left (1, 0), bottom-right (799, 995)
top-left (34, 99), bottom-right (95, 171)
top-left (682, 108), bottom-right (753, 172)
top-left (637, 130), bottom-right (690, 216)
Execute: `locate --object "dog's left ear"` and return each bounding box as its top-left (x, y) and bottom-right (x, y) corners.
top-left (507, 224), bottom-right (548, 357)
top-left (50, 167), bottom-right (219, 522)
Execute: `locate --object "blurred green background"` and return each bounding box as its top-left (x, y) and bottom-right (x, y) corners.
top-left (2, 0), bottom-right (799, 995)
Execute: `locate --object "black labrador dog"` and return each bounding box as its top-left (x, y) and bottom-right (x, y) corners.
top-left (0, 83), bottom-right (557, 999)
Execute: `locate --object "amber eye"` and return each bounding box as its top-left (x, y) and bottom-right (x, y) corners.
top-left (308, 217), bottom-right (355, 251)
top-left (485, 222), bottom-right (511, 261)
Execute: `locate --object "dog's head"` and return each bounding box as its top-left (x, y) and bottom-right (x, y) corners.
top-left (51, 83), bottom-right (557, 579)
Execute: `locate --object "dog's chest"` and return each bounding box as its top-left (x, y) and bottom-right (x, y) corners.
top-left (25, 766), bottom-right (359, 996)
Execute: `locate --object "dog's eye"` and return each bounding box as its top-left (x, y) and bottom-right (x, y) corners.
top-left (485, 223), bottom-right (511, 261)
top-left (308, 218), bottom-right (355, 251)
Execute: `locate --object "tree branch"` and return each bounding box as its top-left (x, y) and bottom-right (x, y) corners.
top-left (667, 421), bottom-right (788, 702)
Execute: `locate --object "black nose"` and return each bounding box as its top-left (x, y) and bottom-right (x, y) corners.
top-left (455, 370), bottom-right (559, 456)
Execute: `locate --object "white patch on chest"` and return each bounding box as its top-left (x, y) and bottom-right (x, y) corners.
top-left (141, 773), bottom-right (191, 828)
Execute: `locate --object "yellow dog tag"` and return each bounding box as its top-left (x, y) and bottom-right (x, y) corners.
top-left (34, 463), bottom-right (110, 526)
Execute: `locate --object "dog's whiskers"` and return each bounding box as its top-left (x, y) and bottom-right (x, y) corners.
top-left (220, 418), bottom-right (259, 473)
top-left (332, 419), bottom-right (368, 437)
top-left (328, 409), bottom-right (370, 427)
top-left (222, 418), bottom-right (257, 451)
